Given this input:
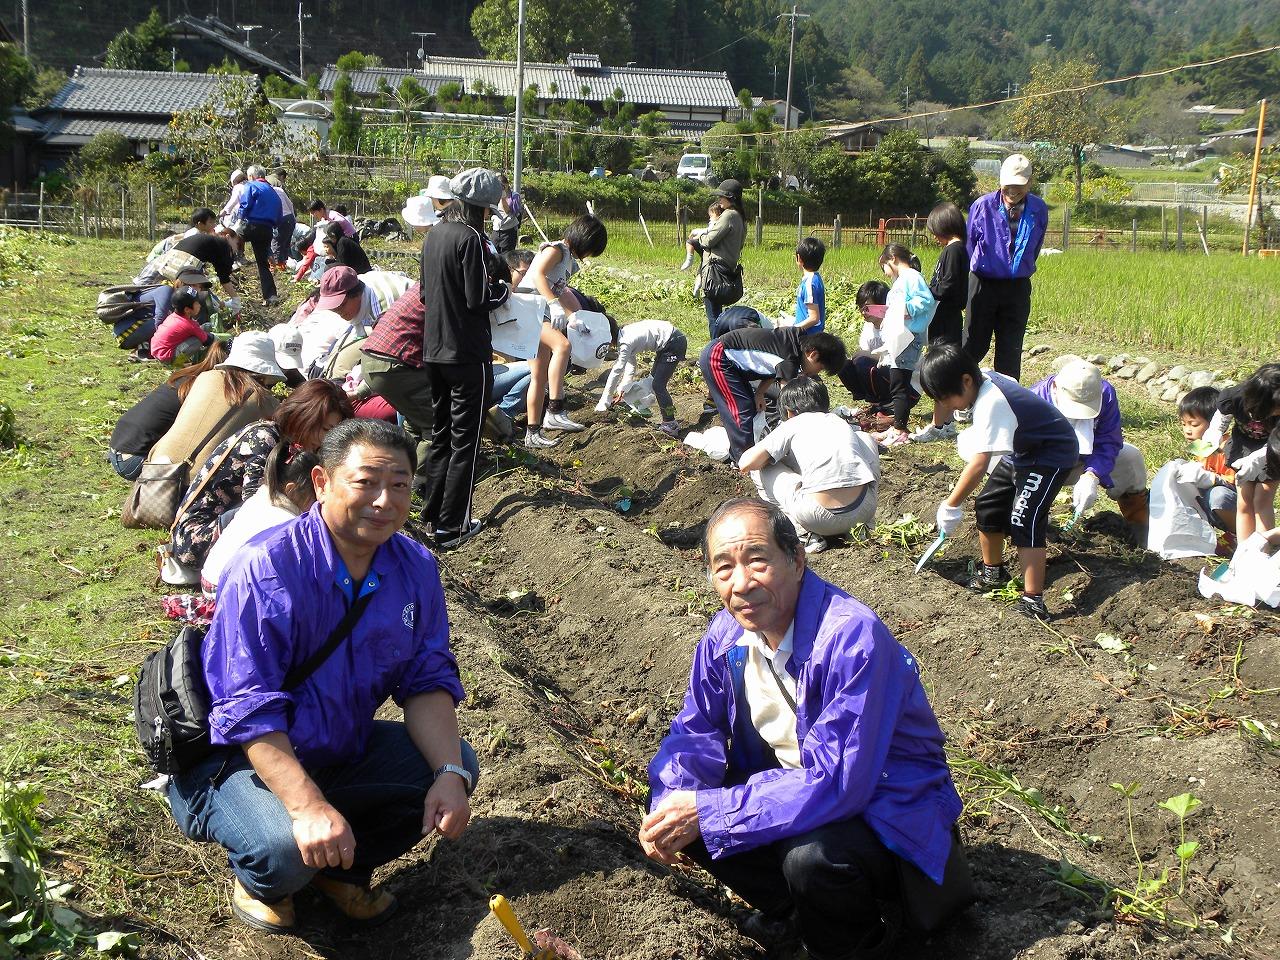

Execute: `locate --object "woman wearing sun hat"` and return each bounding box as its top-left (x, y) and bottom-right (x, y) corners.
top-left (147, 330), bottom-right (284, 478)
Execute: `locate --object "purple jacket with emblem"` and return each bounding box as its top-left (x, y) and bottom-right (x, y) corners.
top-left (202, 504), bottom-right (464, 768)
top-left (648, 570), bottom-right (962, 883)
top-left (967, 190), bottom-right (1048, 281)
top-left (1031, 374), bottom-right (1124, 488)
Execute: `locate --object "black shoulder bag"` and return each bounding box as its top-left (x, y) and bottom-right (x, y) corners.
top-left (134, 591), bottom-right (374, 774)
top-left (700, 258), bottom-right (744, 307)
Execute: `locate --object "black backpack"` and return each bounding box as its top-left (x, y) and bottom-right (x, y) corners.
top-left (133, 593), bottom-right (372, 774)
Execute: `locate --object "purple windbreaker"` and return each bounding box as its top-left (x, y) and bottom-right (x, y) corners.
top-left (1031, 374), bottom-right (1124, 488)
top-left (967, 190), bottom-right (1048, 281)
top-left (203, 504), bottom-right (464, 768)
top-left (649, 571), bottom-right (962, 884)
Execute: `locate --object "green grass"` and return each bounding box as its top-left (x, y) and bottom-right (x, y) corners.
top-left (594, 236), bottom-right (1280, 363)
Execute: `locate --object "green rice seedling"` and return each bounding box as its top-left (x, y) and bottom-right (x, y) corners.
top-left (872, 513), bottom-right (932, 549)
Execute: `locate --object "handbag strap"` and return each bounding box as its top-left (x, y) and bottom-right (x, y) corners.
top-left (282, 590), bottom-right (374, 690)
top-left (168, 420), bottom-right (264, 535)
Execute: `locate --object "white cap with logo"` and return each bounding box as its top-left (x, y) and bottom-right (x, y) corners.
top-left (999, 154), bottom-right (1033, 188)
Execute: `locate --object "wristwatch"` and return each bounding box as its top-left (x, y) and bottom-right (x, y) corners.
top-left (435, 763), bottom-right (474, 795)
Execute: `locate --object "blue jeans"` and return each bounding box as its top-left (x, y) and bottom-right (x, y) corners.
top-left (272, 213), bottom-right (297, 265)
top-left (491, 362), bottom-right (531, 418)
top-left (704, 297), bottom-right (723, 340)
top-left (106, 449), bottom-right (144, 481)
top-left (167, 721), bottom-right (480, 901)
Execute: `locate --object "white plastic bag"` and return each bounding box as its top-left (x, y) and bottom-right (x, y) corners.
top-left (684, 427), bottom-right (731, 462)
top-left (622, 376), bottom-right (657, 414)
top-left (566, 310), bottom-right (613, 369)
top-left (1198, 533), bottom-right (1280, 608)
top-left (490, 291), bottom-right (545, 360)
top-left (1148, 461), bottom-right (1218, 559)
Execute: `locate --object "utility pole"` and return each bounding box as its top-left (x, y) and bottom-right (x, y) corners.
top-left (21, 0), bottom-right (29, 57)
top-left (1003, 81), bottom-right (1020, 100)
top-left (238, 24), bottom-right (261, 48)
top-left (903, 83), bottom-right (910, 130)
top-left (411, 31), bottom-right (436, 71)
top-left (297, 2), bottom-right (311, 82)
top-left (777, 5), bottom-right (809, 133)
top-left (512, 0), bottom-right (527, 191)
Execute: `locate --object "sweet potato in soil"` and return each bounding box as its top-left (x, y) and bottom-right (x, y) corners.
top-left (145, 383), bottom-right (1280, 960)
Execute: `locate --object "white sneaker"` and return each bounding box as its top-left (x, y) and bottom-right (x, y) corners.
top-left (954, 407), bottom-right (973, 424)
top-left (524, 428), bottom-right (559, 449)
top-left (801, 532), bottom-right (828, 554)
top-left (911, 422), bottom-right (958, 443)
top-left (542, 411), bottom-right (585, 432)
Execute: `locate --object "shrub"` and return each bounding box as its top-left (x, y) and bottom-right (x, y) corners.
top-left (78, 131), bottom-right (133, 171)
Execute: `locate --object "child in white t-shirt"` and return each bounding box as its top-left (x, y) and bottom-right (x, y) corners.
top-left (737, 376), bottom-right (880, 554)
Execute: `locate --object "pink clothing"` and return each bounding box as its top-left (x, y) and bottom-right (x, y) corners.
top-left (323, 210), bottom-right (356, 238)
top-left (151, 312), bottom-right (210, 362)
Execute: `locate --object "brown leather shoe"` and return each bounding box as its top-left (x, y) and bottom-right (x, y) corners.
top-left (311, 874), bottom-right (398, 926)
top-left (231, 878), bottom-right (295, 933)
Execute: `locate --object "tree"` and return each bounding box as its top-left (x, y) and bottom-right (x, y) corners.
top-left (1136, 82), bottom-right (1202, 153)
top-left (470, 0), bottom-right (631, 63)
top-left (0, 43), bottom-right (33, 144)
top-left (903, 46), bottom-right (932, 102)
top-left (930, 138), bottom-right (979, 209)
top-left (329, 72), bottom-right (362, 151)
top-left (22, 66), bottom-right (63, 110)
top-left (104, 9), bottom-right (171, 71)
top-left (335, 51), bottom-right (383, 71)
top-left (166, 75), bottom-right (316, 184)
top-left (1007, 59), bottom-right (1120, 204)
top-left (79, 131), bottom-right (133, 170)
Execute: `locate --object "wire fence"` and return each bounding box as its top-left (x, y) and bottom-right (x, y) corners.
top-left (1, 181), bottom-right (1273, 254)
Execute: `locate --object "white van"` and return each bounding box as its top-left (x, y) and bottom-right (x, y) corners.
top-left (676, 153), bottom-right (716, 185)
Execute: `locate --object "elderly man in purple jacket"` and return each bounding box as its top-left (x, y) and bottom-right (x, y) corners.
top-left (167, 419), bottom-right (479, 934)
top-left (642, 498), bottom-right (965, 959)
top-left (1032, 357), bottom-right (1149, 532)
top-left (964, 154), bottom-right (1049, 381)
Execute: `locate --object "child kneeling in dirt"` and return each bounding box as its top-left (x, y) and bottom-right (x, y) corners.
top-left (596, 319), bottom-right (688, 437)
top-left (738, 376), bottom-right (880, 554)
top-left (921, 344), bottom-right (1079, 621)
top-left (835, 280), bottom-right (903, 433)
top-left (1216, 364), bottom-right (1280, 543)
top-left (1172, 386), bottom-right (1238, 539)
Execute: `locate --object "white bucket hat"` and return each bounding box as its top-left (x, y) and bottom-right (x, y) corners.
top-left (423, 175), bottom-right (455, 201)
top-left (217, 330), bottom-right (286, 382)
top-left (268, 323), bottom-right (304, 372)
top-left (402, 195), bottom-right (439, 228)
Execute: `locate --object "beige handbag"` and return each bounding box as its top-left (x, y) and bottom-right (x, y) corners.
top-left (121, 410), bottom-right (237, 530)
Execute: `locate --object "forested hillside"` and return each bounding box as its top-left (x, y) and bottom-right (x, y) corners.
top-left (20, 0), bottom-right (1280, 122)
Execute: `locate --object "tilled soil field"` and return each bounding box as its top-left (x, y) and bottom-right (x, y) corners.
top-left (52, 369), bottom-right (1280, 960)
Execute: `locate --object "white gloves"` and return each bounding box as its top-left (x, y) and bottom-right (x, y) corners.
top-left (548, 302), bottom-right (570, 332)
top-left (1175, 461), bottom-right (1217, 489)
top-left (1072, 472), bottom-right (1100, 514)
top-left (936, 503), bottom-right (963, 536)
top-left (1232, 447), bottom-right (1270, 482)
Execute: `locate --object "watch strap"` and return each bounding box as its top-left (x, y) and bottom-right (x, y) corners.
top-left (435, 762), bottom-right (474, 795)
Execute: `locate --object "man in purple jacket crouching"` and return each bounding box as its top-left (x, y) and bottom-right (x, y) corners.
top-left (641, 498), bottom-right (966, 958)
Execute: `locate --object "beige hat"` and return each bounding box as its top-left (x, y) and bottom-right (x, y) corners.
top-left (229, 168), bottom-right (246, 187)
top-left (217, 330), bottom-right (285, 383)
top-left (1053, 359), bottom-right (1104, 420)
top-left (999, 154), bottom-right (1033, 188)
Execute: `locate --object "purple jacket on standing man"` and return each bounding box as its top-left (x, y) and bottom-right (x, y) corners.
top-left (648, 570), bottom-right (963, 884)
top-left (967, 191), bottom-right (1049, 281)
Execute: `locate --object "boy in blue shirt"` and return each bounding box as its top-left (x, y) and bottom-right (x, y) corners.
top-left (920, 344), bottom-right (1079, 620)
top-left (794, 236), bottom-right (825, 332)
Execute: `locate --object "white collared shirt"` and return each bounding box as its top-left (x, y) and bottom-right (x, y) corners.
top-left (738, 623), bottom-right (800, 769)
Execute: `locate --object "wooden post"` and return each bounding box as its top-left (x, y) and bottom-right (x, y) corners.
top-left (755, 186), bottom-right (763, 247)
top-left (1131, 219), bottom-right (1137, 253)
top-left (1061, 207), bottom-right (1070, 251)
top-left (797, 205), bottom-right (803, 244)
top-left (1243, 98), bottom-right (1268, 255)
top-left (1176, 205), bottom-right (1184, 253)
top-left (910, 214), bottom-right (918, 248)
top-left (120, 187), bottom-right (127, 240)
top-left (833, 213), bottom-right (841, 249)
top-left (1161, 206), bottom-right (1168, 251)
top-left (37, 182), bottom-right (44, 230)
top-left (147, 184), bottom-right (156, 241)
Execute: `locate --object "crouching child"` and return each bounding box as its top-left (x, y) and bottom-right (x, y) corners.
top-left (920, 344), bottom-right (1079, 621)
top-left (738, 376), bottom-right (880, 555)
